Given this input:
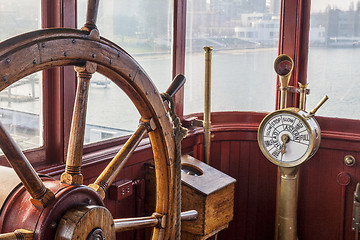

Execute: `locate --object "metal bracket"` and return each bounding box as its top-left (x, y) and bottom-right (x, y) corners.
top-left (277, 86), bottom-right (310, 94)
top-left (353, 183), bottom-right (360, 237)
top-left (182, 117), bottom-right (203, 129)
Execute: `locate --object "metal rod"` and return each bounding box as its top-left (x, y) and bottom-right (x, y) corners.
top-left (203, 46), bottom-right (213, 164)
top-left (114, 210), bottom-right (198, 232)
top-left (0, 229), bottom-right (33, 240)
top-left (83, 0), bottom-right (100, 30)
top-left (309, 95), bottom-right (328, 116)
top-left (0, 122), bottom-right (54, 208)
top-left (274, 55), bottom-right (296, 240)
top-left (61, 62), bottom-right (96, 185)
top-left (298, 82), bottom-right (308, 111)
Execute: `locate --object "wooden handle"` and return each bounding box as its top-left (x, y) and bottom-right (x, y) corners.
top-left (61, 62), bottom-right (96, 185)
top-left (0, 229), bottom-right (33, 240)
top-left (0, 122), bottom-right (54, 207)
top-left (89, 123), bottom-right (148, 199)
top-left (114, 210), bottom-right (198, 232)
top-left (165, 74), bottom-right (186, 97)
top-left (84, 0), bottom-right (100, 30)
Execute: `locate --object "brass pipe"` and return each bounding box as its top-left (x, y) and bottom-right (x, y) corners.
top-left (274, 55), bottom-right (294, 109)
top-left (203, 46), bottom-right (213, 165)
top-left (274, 55), bottom-right (297, 240)
top-left (277, 167), bottom-right (299, 240)
top-left (298, 83), bottom-right (308, 111)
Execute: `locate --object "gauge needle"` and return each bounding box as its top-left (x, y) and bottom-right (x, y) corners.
top-left (280, 134), bottom-right (290, 158)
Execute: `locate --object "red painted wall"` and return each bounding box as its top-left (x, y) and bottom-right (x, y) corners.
top-left (40, 111), bottom-right (360, 239)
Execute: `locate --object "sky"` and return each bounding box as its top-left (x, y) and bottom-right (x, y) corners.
top-left (311, 0), bottom-right (358, 12)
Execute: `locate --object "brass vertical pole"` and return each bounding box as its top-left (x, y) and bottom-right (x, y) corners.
top-left (298, 83), bottom-right (308, 111)
top-left (203, 46), bottom-right (213, 165)
top-left (274, 55), bottom-right (299, 240)
top-left (277, 166), bottom-right (299, 240)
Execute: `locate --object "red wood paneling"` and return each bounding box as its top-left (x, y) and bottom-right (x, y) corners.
top-left (37, 111), bottom-right (360, 239)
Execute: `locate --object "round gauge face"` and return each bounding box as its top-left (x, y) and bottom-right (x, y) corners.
top-left (258, 109), bottom-right (316, 167)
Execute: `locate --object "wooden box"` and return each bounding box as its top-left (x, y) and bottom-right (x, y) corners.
top-left (181, 155), bottom-right (236, 238)
top-left (144, 155), bottom-right (236, 239)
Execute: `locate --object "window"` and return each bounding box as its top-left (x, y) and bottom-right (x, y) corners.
top-left (184, 0), bottom-right (280, 114)
top-left (0, 1), bottom-right (42, 151)
top-left (77, 0), bottom-right (173, 143)
top-left (308, 0), bottom-right (360, 119)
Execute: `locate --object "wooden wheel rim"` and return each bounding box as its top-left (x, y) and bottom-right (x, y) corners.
top-left (0, 28), bottom-right (177, 239)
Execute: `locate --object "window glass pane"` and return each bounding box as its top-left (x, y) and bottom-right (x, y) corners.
top-left (77, 0), bottom-right (173, 143)
top-left (308, 1), bottom-right (360, 119)
top-left (0, 1), bottom-right (42, 151)
top-left (185, 0), bottom-right (280, 114)
top-left (84, 73), bottom-right (137, 144)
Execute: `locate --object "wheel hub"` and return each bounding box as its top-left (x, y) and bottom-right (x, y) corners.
top-left (55, 205), bottom-right (115, 240)
top-left (87, 228), bottom-right (105, 240)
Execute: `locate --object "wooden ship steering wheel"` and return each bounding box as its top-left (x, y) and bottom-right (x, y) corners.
top-left (0, 0), bottom-right (194, 239)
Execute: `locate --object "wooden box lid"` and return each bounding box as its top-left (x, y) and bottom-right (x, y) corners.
top-left (181, 155), bottom-right (236, 195)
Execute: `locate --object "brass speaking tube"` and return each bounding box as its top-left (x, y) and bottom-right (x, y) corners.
top-left (203, 46), bottom-right (213, 165)
top-left (274, 54), bottom-right (297, 240)
top-left (274, 55), bottom-right (294, 109)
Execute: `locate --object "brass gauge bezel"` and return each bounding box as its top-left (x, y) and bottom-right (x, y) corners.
top-left (258, 108), bottom-right (321, 167)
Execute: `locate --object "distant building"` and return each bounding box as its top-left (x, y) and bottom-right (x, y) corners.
top-left (270, 0), bottom-right (281, 15)
top-left (310, 7), bottom-right (360, 46)
top-left (234, 13), bottom-right (279, 46)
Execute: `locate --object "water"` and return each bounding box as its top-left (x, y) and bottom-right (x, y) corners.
top-left (2, 47), bottom-right (360, 149)
top-left (307, 47), bottom-right (360, 119)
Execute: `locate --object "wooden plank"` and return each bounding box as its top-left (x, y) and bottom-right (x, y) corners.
top-left (220, 141), bottom-right (230, 174)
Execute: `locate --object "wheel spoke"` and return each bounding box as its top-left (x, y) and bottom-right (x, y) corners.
top-left (83, 0), bottom-right (100, 30)
top-left (0, 229), bottom-right (33, 240)
top-left (61, 62), bottom-right (96, 185)
top-left (114, 210), bottom-right (198, 232)
top-left (89, 119), bottom-right (153, 199)
top-left (89, 75), bottom-right (186, 199)
top-left (0, 122), bottom-right (54, 208)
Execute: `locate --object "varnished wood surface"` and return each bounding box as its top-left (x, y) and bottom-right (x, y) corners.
top-left (181, 155), bottom-right (235, 195)
top-left (61, 62), bottom-right (96, 185)
top-left (114, 210), bottom-right (198, 232)
top-left (0, 229), bottom-right (33, 240)
top-left (55, 205), bottom-right (114, 239)
top-left (0, 122), bottom-right (54, 207)
top-left (0, 28), bottom-right (179, 239)
top-left (23, 111), bottom-right (360, 239)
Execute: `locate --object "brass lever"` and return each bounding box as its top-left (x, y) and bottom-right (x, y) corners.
top-left (308, 95), bottom-right (328, 117)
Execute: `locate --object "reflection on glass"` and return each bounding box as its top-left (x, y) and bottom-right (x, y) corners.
top-left (77, 0), bottom-right (173, 143)
top-left (308, 1), bottom-right (360, 119)
top-left (85, 73), bottom-right (139, 144)
top-left (185, 0), bottom-right (280, 114)
top-left (0, 1), bottom-right (42, 151)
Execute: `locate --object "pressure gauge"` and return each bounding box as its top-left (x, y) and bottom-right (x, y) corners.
top-left (257, 108), bottom-right (321, 167)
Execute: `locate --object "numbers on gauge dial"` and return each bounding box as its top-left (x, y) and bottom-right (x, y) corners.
top-left (262, 113), bottom-right (310, 163)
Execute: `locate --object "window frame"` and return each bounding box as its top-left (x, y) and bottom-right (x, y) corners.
top-left (2, 0), bottom-right (356, 168)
